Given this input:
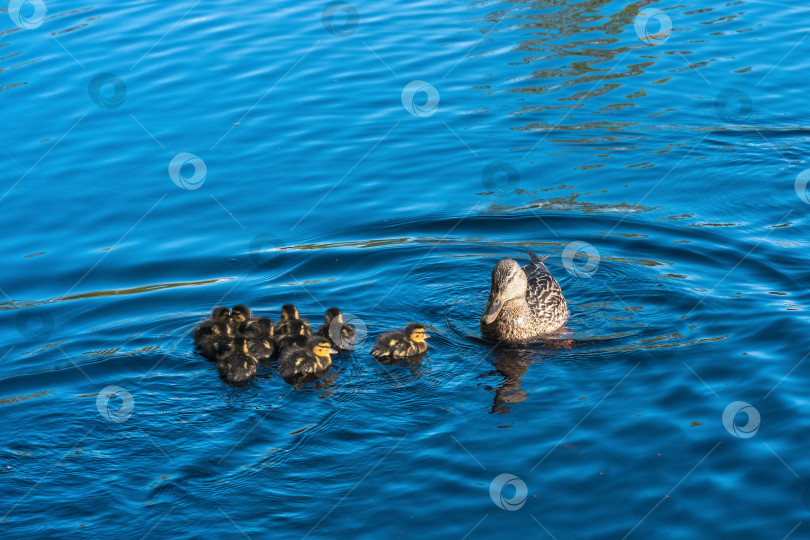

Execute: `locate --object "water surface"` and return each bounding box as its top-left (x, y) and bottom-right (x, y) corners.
top-left (2, 0), bottom-right (810, 538)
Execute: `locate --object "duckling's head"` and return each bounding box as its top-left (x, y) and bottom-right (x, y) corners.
top-left (211, 306), bottom-right (231, 320)
top-left (287, 319), bottom-right (311, 337)
top-left (404, 323), bottom-right (430, 342)
top-left (482, 258), bottom-right (527, 324)
top-left (231, 305), bottom-right (252, 324)
top-left (241, 316), bottom-right (273, 337)
top-left (280, 304), bottom-right (299, 321)
top-left (324, 307), bottom-right (343, 325)
top-left (309, 336), bottom-right (338, 357)
top-left (252, 316), bottom-right (273, 336)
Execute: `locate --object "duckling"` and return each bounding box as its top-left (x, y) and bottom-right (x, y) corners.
top-left (278, 336), bottom-right (337, 379)
top-left (370, 323), bottom-right (430, 359)
top-left (216, 336), bottom-right (259, 384)
top-left (273, 304), bottom-right (311, 337)
top-left (480, 249), bottom-right (569, 343)
top-left (193, 306), bottom-right (233, 360)
top-left (238, 316), bottom-right (275, 363)
top-left (316, 307), bottom-right (357, 350)
top-left (230, 304), bottom-right (253, 327)
top-left (274, 318), bottom-right (312, 352)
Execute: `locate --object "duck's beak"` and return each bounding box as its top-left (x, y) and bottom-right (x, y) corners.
top-left (329, 348), bottom-right (338, 355)
top-left (482, 296), bottom-right (503, 324)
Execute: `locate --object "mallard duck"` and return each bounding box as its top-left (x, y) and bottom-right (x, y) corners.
top-left (278, 336), bottom-right (337, 379)
top-left (370, 323), bottom-right (429, 358)
top-left (316, 307), bottom-right (357, 350)
top-left (274, 319), bottom-right (312, 352)
top-left (238, 316), bottom-right (275, 363)
top-left (480, 249), bottom-right (568, 343)
top-left (216, 337), bottom-right (259, 383)
top-left (193, 306), bottom-right (233, 360)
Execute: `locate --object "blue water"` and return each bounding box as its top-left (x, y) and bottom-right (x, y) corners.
top-left (3, 0), bottom-right (810, 537)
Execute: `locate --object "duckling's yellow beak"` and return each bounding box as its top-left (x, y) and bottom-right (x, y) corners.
top-left (329, 348), bottom-right (338, 355)
top-left (482, 296), bottom-right (503, 324)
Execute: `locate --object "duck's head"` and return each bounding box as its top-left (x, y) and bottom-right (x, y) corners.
top-left (280, 304), bottom-right (299, 321)
top-left (241, 316), bottom-right (273, 337)
top-left (309, 336), bottom-right (338, 358)
top-left (324, 307), bottom-right (343, 325)
top-left (288, 319), bottom-right (311, 338)
top-left (481, 258), bottom-right (527, 325)
top-left (253, 316), bottom-right (273, 336)
top-left (211, 306), bottom-right (231, 320)
top-left (231, 305), bottom-right (252, 324)
top-left (404, 323), bottom-right (430, 342)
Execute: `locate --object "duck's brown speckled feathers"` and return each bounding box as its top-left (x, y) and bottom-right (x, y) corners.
top-left (480, 249), bottom-right (568, 343)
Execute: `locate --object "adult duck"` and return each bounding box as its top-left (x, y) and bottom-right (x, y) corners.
top-left (480, 249), bottom-right (568, 343)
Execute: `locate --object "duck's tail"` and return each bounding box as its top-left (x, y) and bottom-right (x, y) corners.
top-left (526, 249), bottom-right (551, 275)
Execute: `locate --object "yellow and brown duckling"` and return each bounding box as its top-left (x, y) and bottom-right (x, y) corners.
top-left (370, 323), bottom-right (430, 359)
top-left (278, 336), bottom-right (337, 379)
top-left (480, 249), bottom-right (569, 343)
top-left (193, 306), bottom-right (234, 361)
top-left (316, 307), bottom-right (357, 351)
top-left (238, 316), bottom-right (275, 363)
top-left (216, 336), bottom-right (259, 384)
top-left (230, 304), bottom-right (254, 327)
top-left (274, 304), bottom-right (311, 336)
top-left (274, 318), bottom-right (312, 352)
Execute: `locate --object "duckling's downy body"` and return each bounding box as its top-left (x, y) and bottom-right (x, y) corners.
top-left (275, 319), bottom-right (312, 352)
top-left (216, 337), bottom-right (259, 384)
top-left (480, 249), bottom-right (568, 343)
top-left (274, 305), bottom-right (312, 352)
top-left (316, 307), bottom-right (357, 350)
top-left (239, 316), bottom-right (275, 363)
top-left (193, 307), bottom-right (233, 360)
top-left (370, 323), bottom-right (429, 359)
top-left (278, 336), bottom-right (336, 379)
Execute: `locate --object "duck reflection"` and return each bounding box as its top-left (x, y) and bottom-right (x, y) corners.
top-left (486, 338), bottom-right (576, 414)
top-left (485, 346), bottom-right (534, 414)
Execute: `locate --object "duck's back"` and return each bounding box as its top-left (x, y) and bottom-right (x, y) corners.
top-left (522, 250), bottom-right (569, 333)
